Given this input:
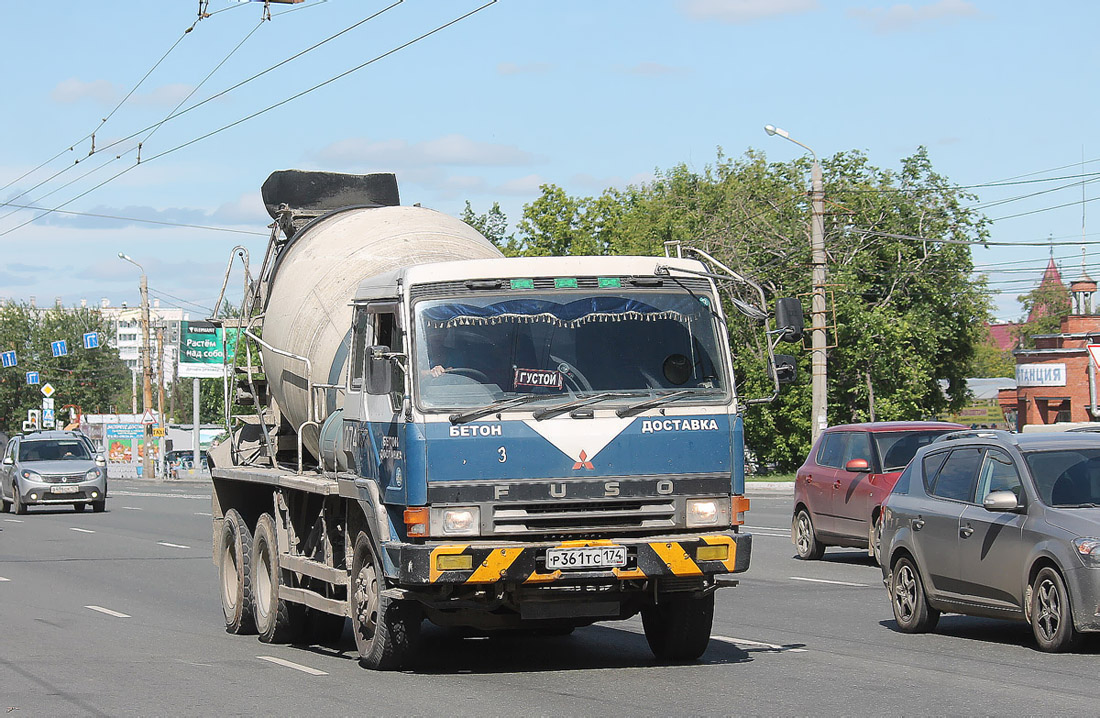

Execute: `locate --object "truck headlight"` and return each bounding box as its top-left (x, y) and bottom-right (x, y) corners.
top-left (1073, 537), bottom-right (1100, 567)
top-left (434, 507), bottom-right (480, 536)
top-left (687, 497), bottom-right (730, 528)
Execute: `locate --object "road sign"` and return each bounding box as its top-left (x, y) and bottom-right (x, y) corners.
top-left (42, 397), bottom-right (54, 410)
top-left (141, 410), bottom-right (157, 425)
top-left (51, 340), bottom-right (68, 357)
top-left (26, 371), bottom-right (39, 385)
top-left (42, 408), bottom-right (55, 428)
top-left (41, 383), bottom-right (55, 398)
top-left (1, 351), bottom-right (16, 368)
top-left (83, 332), bottom-right (100, 350)
top-left (1089, 344), bottom-right (1100, 371)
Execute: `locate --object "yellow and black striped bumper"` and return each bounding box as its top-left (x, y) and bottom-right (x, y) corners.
top-left (396, 532), bottom-right (751, 585)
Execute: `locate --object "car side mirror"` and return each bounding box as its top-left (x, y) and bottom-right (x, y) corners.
top-left (983, 490), bottom-right (1020, 512)
top-left (845, 458), bottom-right (870, 473)
top-left (775, 297), bottom-right (804, 343)
top-left (95, 455), bottom-right (106, 466)
top-left (2, 456), bottom-right (11, 465)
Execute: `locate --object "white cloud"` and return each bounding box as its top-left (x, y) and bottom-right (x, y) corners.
top-left (313, 134), bottom-right (539, 169)
top-left (51, 78), bottom-right (120, 104)
top-left (209, 192), bottom-right (268, 225)
top-left (497, 62), bottom-right (553, 76)
top-left (848, 0), bottom-right (982, 33)
top-left (679, 0), bottom-right (819, 24)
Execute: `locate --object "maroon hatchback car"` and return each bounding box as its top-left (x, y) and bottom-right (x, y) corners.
top-left (792, 421), bottom-right (965, 563)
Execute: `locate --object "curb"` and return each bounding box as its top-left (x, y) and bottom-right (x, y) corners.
top-left (745, 481), bottom-right (795, 494)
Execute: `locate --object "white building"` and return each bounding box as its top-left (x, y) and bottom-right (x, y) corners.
top-left (97, 298), bottom-right (193, 391)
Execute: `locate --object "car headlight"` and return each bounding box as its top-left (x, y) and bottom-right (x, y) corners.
top-left (431, 507), bottom-right (480, 536)
top-left (85, 469), bottom-right (100, 481)
top-left (20, 470), bottom-right (41, 482)
top-left (1073, 537), bottom-right (1100, 567)
top-left (687, 497), bottom-right (731, 528)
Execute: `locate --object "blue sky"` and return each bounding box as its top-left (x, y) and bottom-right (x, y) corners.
top-left (1, 0), bottom-right (1097, 321)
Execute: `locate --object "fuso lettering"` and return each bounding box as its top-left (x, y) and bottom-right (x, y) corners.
top-left (640, 418), bottom-right (720, 434)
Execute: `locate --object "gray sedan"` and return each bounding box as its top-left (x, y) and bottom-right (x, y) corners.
top-left (0, 431), bottom-right (107, 514)
top-left (880, 430), bottom-right (1100, 652)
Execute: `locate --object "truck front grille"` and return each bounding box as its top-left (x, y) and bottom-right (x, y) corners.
top-left (492, 498), bottom-right (676, 536)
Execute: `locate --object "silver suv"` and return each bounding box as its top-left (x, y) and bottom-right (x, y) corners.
top-left (880, 430), bottom-right (1100, 652)
top-left (0, 431), bottom-right (107, 514)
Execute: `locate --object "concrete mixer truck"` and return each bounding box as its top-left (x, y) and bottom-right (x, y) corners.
top-left (208, 170), bottom-right (803, 670)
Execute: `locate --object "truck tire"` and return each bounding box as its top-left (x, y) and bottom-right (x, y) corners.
top-left (350, 531), bottom-right (421, 670)
top-left (641, 591), bottom-right (714, 661)
top-left (219, 509), bottom-right (256, 635)
top-left (253, 513), bottom-right (304, 643)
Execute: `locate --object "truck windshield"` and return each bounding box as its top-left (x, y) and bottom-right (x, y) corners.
top-left (413, 290), bottom-right (728, 410)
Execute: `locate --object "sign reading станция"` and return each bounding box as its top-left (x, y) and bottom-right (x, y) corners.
top-left (178, 321), bottom-right (238, 378)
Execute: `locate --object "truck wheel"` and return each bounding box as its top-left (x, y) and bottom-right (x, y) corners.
top-left (12, 486), bottom-right (26, 515)
top-left (1030, 567), bottom-right (1080, 652)
top-left (350, 531), bottom-right (421, 670)
top-left (641, 591), bottom-right (714, 661)
top-left (219, 509), bottom-right (256, 635)
top-left (253, 513), bottom-right (304, 643)
top-left (793, 509), bottom-right (825, 560)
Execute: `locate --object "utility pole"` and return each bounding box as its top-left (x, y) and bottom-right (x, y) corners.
top-left (157, 325), bottom-right (166, 477)
top-left (766, 125), bottom-right (828, 442)
top-left (120, 252), bottom-right (155, 480)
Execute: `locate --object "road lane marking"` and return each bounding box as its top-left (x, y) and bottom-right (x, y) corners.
top-left (70, 527), bottom-right (95, 534)
top-left (86, 605), bottom-right (130, 618)
top-left (789, 576), bottom-right (867, 587)
top-left (5, 519), bottom-right (23, 523)
top-left (745, 525), bottom-right (791, 532)
top-left (0, 576), bottom-right (10, 582)
top-left (121, 506), bottom-right (143, 511)
top-left (158, 541), bottom-right (190, 549)
top-left (110, 490), bottom-right (211, 500)
top-left (713, 635), bottom-right (808, 653)
top-left (257, 656), bottom-right (328, 676)
top-left (194, 512), bottom-right (212, 517)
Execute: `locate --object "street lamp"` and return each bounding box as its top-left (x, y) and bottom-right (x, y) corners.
top-left (118, 252), bottom-right (155, 480)
top-left (764, 124), bottom-right (828, 442)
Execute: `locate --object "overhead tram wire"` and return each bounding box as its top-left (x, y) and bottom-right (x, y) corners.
top-left (0, 203), bottom-right (266, 236)
top-left (0, 0), bottom-right (499, 240)
top-left (147, 289), bottom-right (215, 315)
top-left (0, 5), bottom-right (242, 198)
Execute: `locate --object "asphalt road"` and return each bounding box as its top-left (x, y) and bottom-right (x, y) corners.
top-left (1, 483), bottom-right (1096, 716)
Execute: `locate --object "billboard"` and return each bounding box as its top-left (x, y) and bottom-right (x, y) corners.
top-left (178, 321), bottom-right (238, 378)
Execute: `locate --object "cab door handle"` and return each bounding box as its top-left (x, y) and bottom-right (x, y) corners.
top-left (960, 524), bottom-right (974, 538)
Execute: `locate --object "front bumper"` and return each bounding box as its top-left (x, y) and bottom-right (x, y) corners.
top-left (1063, 565), bottom-right (1100, 632)
top-left (17, 478), bottom-right (106, 505)
top-left (392, 531), bottom-right (751, 586)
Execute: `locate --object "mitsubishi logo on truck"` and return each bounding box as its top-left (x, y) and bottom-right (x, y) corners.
top-left (572, 450), bottom-right (594, 470)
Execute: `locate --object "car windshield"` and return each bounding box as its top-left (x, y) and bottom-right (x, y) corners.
top-left (413, 290), bottom-right (728, 410)
top-left (1025, 449), bottom-right (1100, 507)
top-left (19, 439), bottom-right (91, 462)
top-left (874, 430), bottom-right (956, 472)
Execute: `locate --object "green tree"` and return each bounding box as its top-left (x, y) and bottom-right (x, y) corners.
top-left (167, 376), bottom-right (228, 424)
top-left (461, 201), bottom-right (517, 254)
top-left (496, 147), bottom-right (991, 469)
top-left (0, 302), bottom-right (130, 433)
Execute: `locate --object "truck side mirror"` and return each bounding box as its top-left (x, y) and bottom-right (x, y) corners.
top-left (366, 345), bottom-right (393, 395)
top-left (771, 354), bottom-right (797, 384)
top-left (775, 297), bottom-right (804, 343)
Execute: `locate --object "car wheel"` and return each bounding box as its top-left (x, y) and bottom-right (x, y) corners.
top-left (219, 508), bottom-right (255, 635)
top-left (1, 492), bottom-right (9, 513)
top-left (91, 500), bottom-right (106, 513)
top-left (871, 516), bottom-right (883, 566)
top-left (1030, 567), bottom-right (1080, 652)
top-left (12, 485), bottom-right (26, 515)
top-left (252, 513), bottom-right (304, 644)
top-left (890, 556), bottom-right (939, 633)
top-left (793, 509), bottom-right (825, 560)
top-left (73, 502), bottom-right (86, 513)
top-left (641, 591), bottom-right (714, 661)
top-left (351, 531), bottom-right (421, 670)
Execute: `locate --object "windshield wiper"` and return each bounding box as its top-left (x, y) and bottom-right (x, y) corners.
top-left (531, 392), bottom-right (637, 421)
top-left (449, 394), bottom-right (548, 425)
top-left (615, 389), bottom-right (722, 419)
